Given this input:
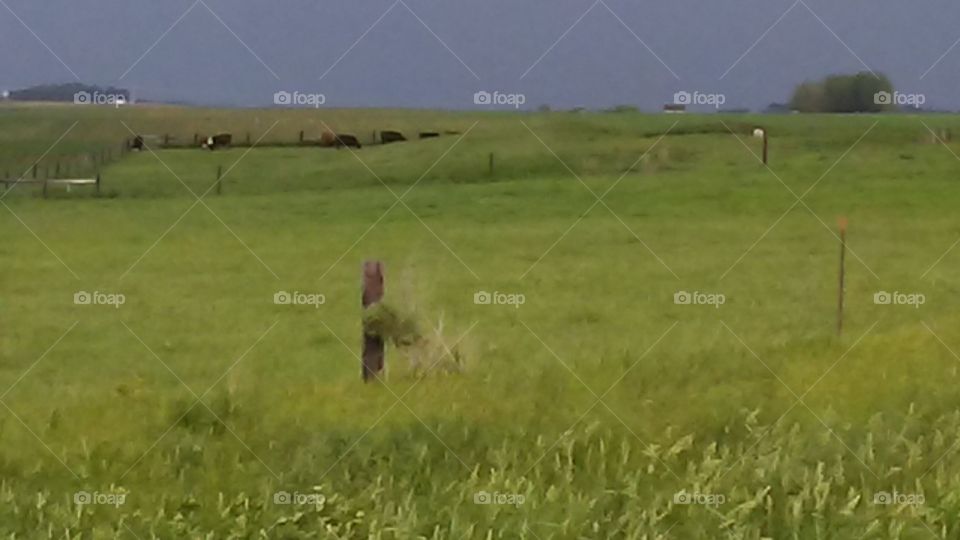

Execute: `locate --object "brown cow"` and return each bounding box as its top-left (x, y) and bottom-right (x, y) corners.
top-left (334, 134), bottom-right (362, 149)
top-left (319, 130), bottom-right (336, 147)
top-left (202, 133), bottom-right (232, 151)
top-left (380, 130), bottom-right (406, 144)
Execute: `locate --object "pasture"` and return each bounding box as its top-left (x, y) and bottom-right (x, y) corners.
top-left (2, 105), bottom-right (960, 538)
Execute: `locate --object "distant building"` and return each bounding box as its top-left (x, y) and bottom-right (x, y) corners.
top-left (663, 104), bottom-right (686, 114)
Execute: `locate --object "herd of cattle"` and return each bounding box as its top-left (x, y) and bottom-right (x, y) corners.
top-left (128, 129), bottom-right (447, 152)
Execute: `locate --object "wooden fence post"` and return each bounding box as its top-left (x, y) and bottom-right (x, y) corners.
top-left (762, 131), bottom-right (769, 165)
top-left (299, 130), bottom-right (305, 144)
top-left (32, 164), bottom-right (37, 179)
top-left (489, 152), bottom-right (495, 175)
top-left (361, 260), bottom-right (385, 382)
top-left (164, 134), bottom-right (170, 146)
top-left (837, 217), bottom-right (847, 336)
top-left (246, 132), bottom-right (251, 146)
top-left (55, 161), bottom-right (61, 178)
top-left (95, 173), bottom-right (101, 195)
top-left (216, 165), bottom-right (223, 195)
top-left (42, 178), bottom-right (48, 198)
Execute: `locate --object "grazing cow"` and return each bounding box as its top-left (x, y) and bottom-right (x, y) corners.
top-left (380, 130), bottom-right (406, 144)
top-left (334, 134), bottom-right (362, 149)
top-left (319, 130), bottom-right (337, 147)
top-left (419, 132), bottom-right (440, 139)
top-left (203, 133), bottom-right (232, 151)
top-left (130, 136), bottom-right (144, 151)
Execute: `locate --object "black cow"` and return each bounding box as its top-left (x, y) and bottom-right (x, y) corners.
top-left (203, 133), bottom-right (232, 151)
top-left (130, 136), bottom-right (144, 151)
top-left (334, 134), bottom-right (362, 149)
top-left (419, 132), bottom-right (440, 139)
top-left (380, 130), bottom-right (406, 144)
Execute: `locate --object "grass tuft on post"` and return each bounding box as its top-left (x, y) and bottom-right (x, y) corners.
top-left (361, 261), bottom-right (386, 382)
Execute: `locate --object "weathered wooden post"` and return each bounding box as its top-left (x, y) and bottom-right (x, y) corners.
top-left (216, 165), bottom-right (223, 195)
top-left (762, 131), bottom-right (769, 165)
top-left (489, 152), bottom-right (495, 175)
top-left (42, 177), bottom-right (48, 198)
top-left (246, 132), bottom-right (251, 146)
top-left (31, 164), bottom-right (37, 179)
top-left (163, 134), bottom-right (170, 146)
top-left (55, 161), bottom-right (61, 178)
top-left (361, 260), bottom-right (385, 382)
top-left (95, 173), bottom-right (101, 195)
top-left (299, 130), bottom-right (305, 144)
top-left (193, 133), bottom-right (199, 146)
top-left (837, 217), bottom-right (847, 336)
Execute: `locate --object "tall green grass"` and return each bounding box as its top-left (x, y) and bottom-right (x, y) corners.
top-left (1, 105), bottom-right (959, 537)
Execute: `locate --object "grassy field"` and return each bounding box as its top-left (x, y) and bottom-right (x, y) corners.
top-left (2, 104), bottom-right (960, 538)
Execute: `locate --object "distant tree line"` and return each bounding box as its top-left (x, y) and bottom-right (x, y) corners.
top-left (3, 83), bottom-right (130, 102)
top-left (789, 72), bottom-right (894, 113)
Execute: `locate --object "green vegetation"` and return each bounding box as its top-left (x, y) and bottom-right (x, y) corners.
top-left (790, 72), bottom-right (894, 113)
top-left (2, 104), bottom-right (960, 538)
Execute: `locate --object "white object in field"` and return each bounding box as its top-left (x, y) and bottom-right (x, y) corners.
top-left (753, 128), bottom-right (766, 138)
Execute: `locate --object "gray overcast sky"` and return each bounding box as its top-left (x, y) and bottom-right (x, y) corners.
top-left (1, 0), bottom-right (958, 110)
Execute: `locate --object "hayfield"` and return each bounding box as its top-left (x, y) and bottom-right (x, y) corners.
top-left (2, 105), bottom-right (960, 538)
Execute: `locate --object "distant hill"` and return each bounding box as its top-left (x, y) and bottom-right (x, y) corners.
top-left (3, 83), bottom-right (131, 103)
